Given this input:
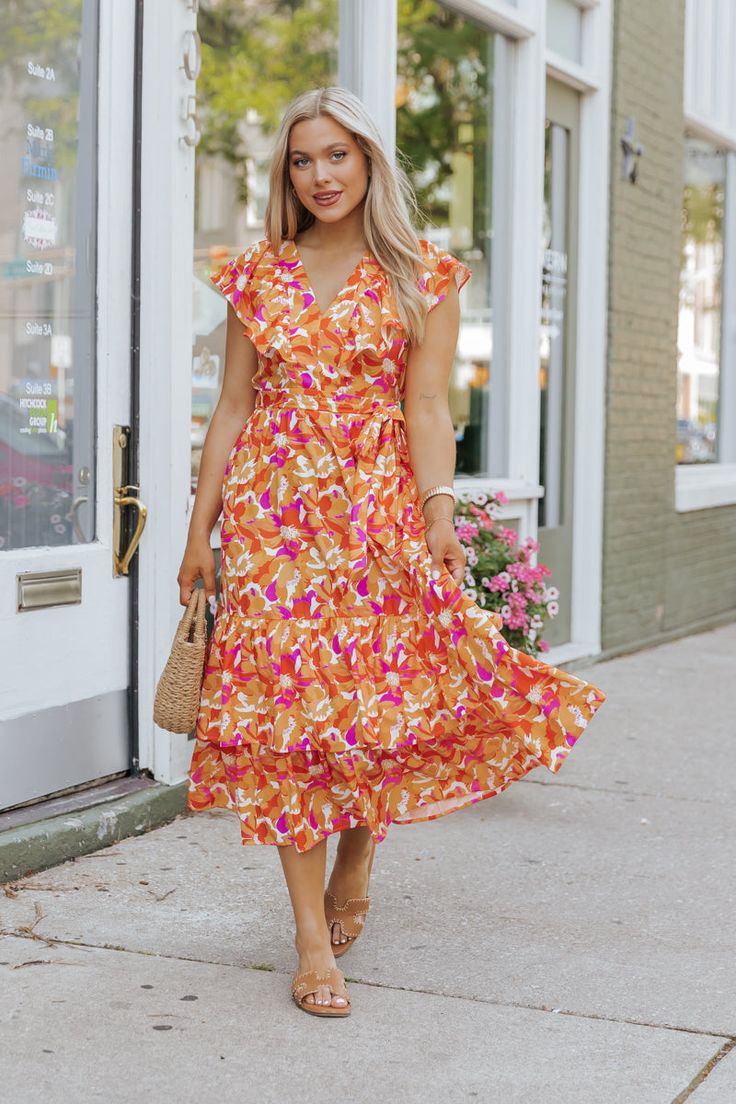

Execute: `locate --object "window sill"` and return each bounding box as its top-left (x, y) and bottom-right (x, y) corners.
top-left (454, 476), bottom-right (544, 501)
top-left (675, 463), bottom-right (736, 512)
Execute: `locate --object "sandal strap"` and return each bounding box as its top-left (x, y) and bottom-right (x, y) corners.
top-left (324, 892), bottom-right (370, 937)
top-left (324, 891), bottom-right (370, 916)
top-left (292, 966), bottom-right (350, 1004)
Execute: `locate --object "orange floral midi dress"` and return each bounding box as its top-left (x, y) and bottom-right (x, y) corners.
top-left (186, 235), bottom-right (606, 852)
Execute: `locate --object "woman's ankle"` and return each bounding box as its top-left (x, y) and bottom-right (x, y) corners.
top-left (294, 924), bottom-right (332, 957)
top-left (335, 833), bottom-right (374, 867)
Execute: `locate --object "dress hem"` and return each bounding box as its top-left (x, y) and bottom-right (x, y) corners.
top-left (186, 754), bottom-right (549, 854)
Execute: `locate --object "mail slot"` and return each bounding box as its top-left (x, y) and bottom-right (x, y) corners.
top-left (16, 569), bottom-right (82, 612)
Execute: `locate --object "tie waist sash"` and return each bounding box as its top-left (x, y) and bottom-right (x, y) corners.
top-left (252, 387), bottom-right (411, 586)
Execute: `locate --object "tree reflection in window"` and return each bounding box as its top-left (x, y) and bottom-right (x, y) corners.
top-left (192, 0), bottom-right (339, 493)
top-left (397, 0), bottom-right (495, 477)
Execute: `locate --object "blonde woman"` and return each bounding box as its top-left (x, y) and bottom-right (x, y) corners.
top-left (179, 86), bottom-right (606, 1018)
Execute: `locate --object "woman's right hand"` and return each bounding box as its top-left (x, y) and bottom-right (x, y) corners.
top-left (177, 535), bottom-right (216, 607)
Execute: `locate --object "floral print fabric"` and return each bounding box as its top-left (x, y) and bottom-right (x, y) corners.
top-left (186, 236), bottom-right (606, 852)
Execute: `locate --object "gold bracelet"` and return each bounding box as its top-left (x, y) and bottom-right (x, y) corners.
top-left (424, 516), bottom-right (454, 534)
top-left (419, 484), bottom-right (456, 510)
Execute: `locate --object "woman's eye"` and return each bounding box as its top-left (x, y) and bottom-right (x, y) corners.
top-left (292, 152), bottom-right (346, 168)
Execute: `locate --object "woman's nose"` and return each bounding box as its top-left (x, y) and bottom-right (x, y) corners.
top-left (313, 163), bottom-right (333, 184)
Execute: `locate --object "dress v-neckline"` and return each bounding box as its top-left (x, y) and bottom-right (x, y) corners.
top-left (288, 238), bottom-right (372, 318)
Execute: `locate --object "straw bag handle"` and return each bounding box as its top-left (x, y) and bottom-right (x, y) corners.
top-left (177, 586), bottom-right (207, 645)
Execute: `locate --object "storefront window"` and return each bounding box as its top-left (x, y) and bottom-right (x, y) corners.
top-left (397, 1), bottom-right (497, 476)
top-left (191, 0), bottom-right (339, 493)
top-left (0, 0), bottom-right (98, 549)
top-left (677, 137), bottom-right (725, 464)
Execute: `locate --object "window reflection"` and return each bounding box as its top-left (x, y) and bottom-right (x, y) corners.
top-left (539, 119), bottom-right (570, 528)
top-left (192, 0), bottom-right (338, 494)
top-left (396, 1), bottom-right (497, 476)
top-left (677, 138), bottom-right (725, 464)
top-left (0, 0), bottom-right (98, 549)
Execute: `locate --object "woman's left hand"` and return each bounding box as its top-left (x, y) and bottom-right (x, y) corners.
top-left (424, 517), bottom-right (466, 584)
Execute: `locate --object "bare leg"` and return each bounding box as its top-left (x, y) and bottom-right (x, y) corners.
top-left (277, 838), bottom-right (348, 1009)
top-left (326, 825), bottom-right (376, 948)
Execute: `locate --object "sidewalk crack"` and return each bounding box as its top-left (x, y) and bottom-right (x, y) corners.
top-left (671, 1037), bottom-right (736, 1102)
top-left (522, 777), bottom-right (725, 806)
top-left (3, 929), bottom-right (735, 1044)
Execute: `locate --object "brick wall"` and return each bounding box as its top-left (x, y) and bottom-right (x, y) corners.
top-left (602, 0), bottom-right (736, 651)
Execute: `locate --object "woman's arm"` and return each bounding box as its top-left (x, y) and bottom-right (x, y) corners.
top-left (403, 279), bottom-right (466, 584)
top-left (177, 303), bottom-right (258, 604)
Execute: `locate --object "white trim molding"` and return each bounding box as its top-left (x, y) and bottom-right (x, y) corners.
top-left (138, 0), bottom-right (199, 785)
top-left (567, 0), bottom-right (611, 658)
top-left (545, 49), bottom-right (600, 93)
top-left (684, 0), bottom-right (736, 142)
top-left (444, 0), bottom-right (536, 40)
top-left (684, 111), bottom-right (736, 154)
top-left (675, 465), bottom-right (736, 512)
top-left (681, 0), bottom-right (736, 484)
top-left (339, 0), bottom-right (397, 151)
top-left (455, 476), bottom-right (544, 545)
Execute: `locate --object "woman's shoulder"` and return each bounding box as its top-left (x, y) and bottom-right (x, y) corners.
top-left (228, 235), bottom-right (275, 273)
top-left (414, 237), bottom-right (472, 303)
top-left (416, 236), bottom-right (454, 267)
top-left (208, 236), bottom-right (280, 294)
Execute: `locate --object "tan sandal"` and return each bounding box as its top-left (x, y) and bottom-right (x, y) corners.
top-left (324, 840), bottom-right (376, 959)
top-left (291, 966), bottom-right (351, 1017)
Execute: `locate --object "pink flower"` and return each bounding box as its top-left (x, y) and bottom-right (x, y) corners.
top-left (538, 639), bottom-right (549, 652)
top-left (455, 521), bottom-right (479, 542)
top-left (494, 490), bottom-right (508, 505)
top-left (496, 525), bottom-right (519, 547)
top-left (505, 608), bottom-right (529, 631)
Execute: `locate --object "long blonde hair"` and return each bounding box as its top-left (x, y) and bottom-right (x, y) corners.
top-left (263, 85), bottom-right (430, 346)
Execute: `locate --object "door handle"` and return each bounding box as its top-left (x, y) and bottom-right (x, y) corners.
top-left (112, 424), bottom-right (148, 576)
top-left (70, 495), bottom-right (89, 543)
top-left (114, 486), bottom-right (148, 575)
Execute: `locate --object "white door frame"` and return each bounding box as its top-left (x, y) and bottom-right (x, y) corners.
top-left (136, 0), bottom-right (198, 784)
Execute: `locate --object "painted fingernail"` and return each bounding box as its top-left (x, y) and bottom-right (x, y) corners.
top-left (208, 595), bottom-right (217, 615)
top-left (432, 568), bottom-right (440, 579)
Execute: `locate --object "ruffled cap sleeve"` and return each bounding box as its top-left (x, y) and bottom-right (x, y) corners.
top-left (209, 239), bottom-right (268, 339)
top-left (418, 238), bottom-right (471, 313)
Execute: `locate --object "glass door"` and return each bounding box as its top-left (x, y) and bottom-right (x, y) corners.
top-left (0, 0), bottom-right (140, 812)
top-left (537, 78), bottom-right (579, 646)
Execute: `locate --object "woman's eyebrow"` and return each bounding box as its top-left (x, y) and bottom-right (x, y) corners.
top-left (289, 143), bottom-right (349, 155)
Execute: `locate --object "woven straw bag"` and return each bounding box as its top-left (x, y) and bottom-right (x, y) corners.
top-left (153, 587), bottom-right (208, 733)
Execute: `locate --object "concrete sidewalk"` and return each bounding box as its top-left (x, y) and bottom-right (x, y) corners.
top-left (2, 624), bottom-right (735, 1103)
